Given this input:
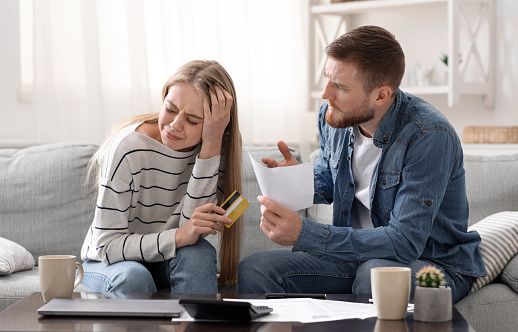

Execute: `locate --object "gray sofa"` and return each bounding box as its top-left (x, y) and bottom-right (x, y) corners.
top-left (1, 142), bottom-right (517, 332)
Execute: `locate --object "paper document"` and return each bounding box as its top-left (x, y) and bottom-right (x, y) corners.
top-left (249, 151), bottom-right (314, 211)
top-left (171, 298), bottom-right (378, 323)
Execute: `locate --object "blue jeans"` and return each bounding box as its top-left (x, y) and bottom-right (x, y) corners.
top-left (81, 238), bottom-right (218, 294)
top-left (238, 249), bottom-right (473, 303)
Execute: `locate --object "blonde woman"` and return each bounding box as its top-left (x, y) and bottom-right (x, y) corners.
top-left (80, 60), bottom-right (242, 294)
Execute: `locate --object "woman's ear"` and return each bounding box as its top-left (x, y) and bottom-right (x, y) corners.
top-left (374, 86), bottom-right (393, 106)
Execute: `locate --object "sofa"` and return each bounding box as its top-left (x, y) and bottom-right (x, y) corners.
top-left (1, 142), bottom-right (517, 332)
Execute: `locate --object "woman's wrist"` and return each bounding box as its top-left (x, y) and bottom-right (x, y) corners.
top-left (199, 140), bottom-right (222, 159)
top-left (175, 227), bottom-right (186, 249)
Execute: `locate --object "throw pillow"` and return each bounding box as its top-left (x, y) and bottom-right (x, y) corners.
top-left (468, 211), bottom-right (518, 293)
top-left (0, 237), bottom-right (35, 275)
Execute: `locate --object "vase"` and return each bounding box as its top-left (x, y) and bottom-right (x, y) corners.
top-left (413, 286), bottom-right (452, 322)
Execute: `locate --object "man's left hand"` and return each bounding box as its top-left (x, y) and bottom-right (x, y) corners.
top-left (258, 195), bottom-right (302, 246)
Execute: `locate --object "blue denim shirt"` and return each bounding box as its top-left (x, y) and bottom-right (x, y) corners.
top-left (294, 90), bottom-right (486, 278)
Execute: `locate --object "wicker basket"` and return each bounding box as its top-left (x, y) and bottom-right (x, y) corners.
top-left (463, 126), bottom-right (518, 144)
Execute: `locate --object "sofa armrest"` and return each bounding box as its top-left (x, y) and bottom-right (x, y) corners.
top-left (500, 254), bottom-right (518, 293)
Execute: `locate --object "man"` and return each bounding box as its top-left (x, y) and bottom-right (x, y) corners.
top-left (238, 26), bottom-right (486, 303)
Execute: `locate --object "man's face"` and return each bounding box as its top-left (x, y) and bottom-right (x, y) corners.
top-left (321, 58), bottom-right (376, 129)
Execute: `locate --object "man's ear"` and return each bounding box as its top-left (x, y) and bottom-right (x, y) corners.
top-left (374, 86), bottom-right (393, 106)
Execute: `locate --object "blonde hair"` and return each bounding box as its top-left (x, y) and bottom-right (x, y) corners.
top-left (87, 60), bottom-right (242, 284)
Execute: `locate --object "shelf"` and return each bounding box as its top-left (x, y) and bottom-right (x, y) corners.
top-left (308, 0), bottom-right (495, 109)
top-left (401, 85), bottom-right (449, 95)
top-left (311, 0), bottom-right (447, 15)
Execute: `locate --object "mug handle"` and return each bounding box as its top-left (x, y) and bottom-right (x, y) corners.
top-left (74, 262), bottom-right (84, 289)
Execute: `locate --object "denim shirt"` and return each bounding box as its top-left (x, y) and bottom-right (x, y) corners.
top-left (294, 90), bottom-right (486, 277)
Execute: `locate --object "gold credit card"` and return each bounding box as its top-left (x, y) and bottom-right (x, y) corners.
top-left (220, 190), bottom-right (250, 228)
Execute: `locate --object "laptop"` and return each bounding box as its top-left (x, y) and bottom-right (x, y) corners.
top-left (37, 298), bottom-right (184, 318)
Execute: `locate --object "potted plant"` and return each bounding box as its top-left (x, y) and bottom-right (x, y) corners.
top-left (413, 266), bottom-right (452, 322)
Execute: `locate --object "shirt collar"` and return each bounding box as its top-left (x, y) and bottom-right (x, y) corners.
top-left (372, 89), bottom-right (405, 147)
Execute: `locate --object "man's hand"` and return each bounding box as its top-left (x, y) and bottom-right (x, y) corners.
top-left (261, 141), bottom-right (300, 168)
top-left (258, 195), bottom-right (302, 246)
top-left (175, 203), bottom-right (232, 248)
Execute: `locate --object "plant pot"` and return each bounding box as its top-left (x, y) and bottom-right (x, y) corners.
top-left (413, 286), bottom-right (452, 322)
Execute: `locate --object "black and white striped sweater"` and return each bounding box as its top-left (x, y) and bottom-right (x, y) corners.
top-left (81, 122), bottom-right (225, 264)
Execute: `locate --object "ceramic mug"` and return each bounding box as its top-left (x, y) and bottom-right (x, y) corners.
top-left (38, 255), bottom-right (84, 303)
top-left (371, 267), bottom-right (411, 320)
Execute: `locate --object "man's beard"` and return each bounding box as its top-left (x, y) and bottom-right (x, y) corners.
top-left (325, 100), bottom-right (375, 129)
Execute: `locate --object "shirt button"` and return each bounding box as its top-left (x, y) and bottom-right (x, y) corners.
top-left (349, 182), bottom-right (354, 187)
top-left (347, 156), bottom-right (351, 160)
top-left (342, 211), bottom-right (347, 215)
top-left (382, 179), bottom-right (387, 185)
top-left (383, 137), bottom-right (388, 142)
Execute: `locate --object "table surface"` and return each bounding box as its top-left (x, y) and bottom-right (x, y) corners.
top-left (0, 292), bottom-right (472, 332)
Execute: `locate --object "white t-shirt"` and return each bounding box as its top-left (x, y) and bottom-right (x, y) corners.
top-left (351, 126), bottom-right (382, 229)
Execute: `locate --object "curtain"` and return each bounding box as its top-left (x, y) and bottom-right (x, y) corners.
top-left (31, 0), bottom-right (313, 156)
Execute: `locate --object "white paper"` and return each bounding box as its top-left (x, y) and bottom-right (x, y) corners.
top-left (171, 298), bottom-right (378, 323)
top-left (248, 151), bottom-right (314, 211)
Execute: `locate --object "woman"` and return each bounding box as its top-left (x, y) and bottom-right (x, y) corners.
top-left (80, 60), bottom-right (242, 294)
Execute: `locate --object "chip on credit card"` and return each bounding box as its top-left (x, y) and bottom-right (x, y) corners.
top-left (220, 190), bottom-right (250, 228)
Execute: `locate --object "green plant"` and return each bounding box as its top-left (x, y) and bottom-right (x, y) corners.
top-left (440, 53), bottom-right (462, 66)
top-left (416, 265), bottom-right (446, 287)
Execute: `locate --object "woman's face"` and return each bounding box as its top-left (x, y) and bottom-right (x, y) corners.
top-left (158, 83), bottom-right (205, 152)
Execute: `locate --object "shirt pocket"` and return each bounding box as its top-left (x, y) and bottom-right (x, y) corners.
top-left (373, 171), bottom-right (401, 216)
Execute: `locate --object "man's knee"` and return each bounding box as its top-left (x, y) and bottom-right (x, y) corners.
top-left (238, 250), bottom-right (288, 294)
top-left (353, 259), bottom-right (407, 295)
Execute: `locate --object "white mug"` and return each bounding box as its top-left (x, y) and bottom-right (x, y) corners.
top-left (38, 255), bottom-right (84, 303)
top-left (371, 267), bottom-right (411, 320)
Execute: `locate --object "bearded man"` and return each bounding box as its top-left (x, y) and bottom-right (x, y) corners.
top-left (238, 25), bottom-right (486, 304)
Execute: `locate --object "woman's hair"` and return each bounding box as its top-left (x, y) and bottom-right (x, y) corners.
top-left (87, 59), bottom-right (243, 284)
top-left (325, 25), bottom-right (405, 96)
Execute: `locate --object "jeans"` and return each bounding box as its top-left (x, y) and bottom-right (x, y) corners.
top-left (81, 238), bottom-right (218, 294)
top-left (238, 249), bottom-right (473, 303)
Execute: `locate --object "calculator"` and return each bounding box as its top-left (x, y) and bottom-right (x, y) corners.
top-left (178, 298), bottom-right (273, 321)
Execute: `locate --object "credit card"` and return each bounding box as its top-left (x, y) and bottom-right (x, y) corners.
top-left (220, 190), bottom-right (250, 228)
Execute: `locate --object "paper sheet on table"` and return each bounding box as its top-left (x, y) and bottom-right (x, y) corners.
top-left (249, 151), bottom-right (314, 211)
top-left (171, 298), bottom-right (378, 323)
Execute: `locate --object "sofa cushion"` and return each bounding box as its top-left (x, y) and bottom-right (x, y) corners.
top-left (0, 268), bottom-right (91, 311)
top-left (468, 211), bottom-right (518, 292)
top-left (0, 143), bottom-right (99, 263)
top-left (0, 237), bottom-right (35, 275)
top-left (455, 282), bottom-right (518, 332)
top-left (500, 253), bottom-right (518, 293)
top-left (464, 153), bottom-right (518, 226)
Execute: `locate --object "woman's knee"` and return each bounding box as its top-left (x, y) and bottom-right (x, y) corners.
top-left (169, 238), bottom-right (218, 293)
top-left (82, 260), bottom-right (156, 293)
top-left (173, 238), bottom-right (217, 269)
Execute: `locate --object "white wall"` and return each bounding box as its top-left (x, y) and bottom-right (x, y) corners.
top-left (0, 0), bottom-right (35, 148)
top-left (0, 0), bottom-right (517, 151)
top-left (349, 0), bottom-right (518, 141)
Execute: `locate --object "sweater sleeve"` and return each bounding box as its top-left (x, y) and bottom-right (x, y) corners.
top-left (178, 154), bottom-right (222, 228)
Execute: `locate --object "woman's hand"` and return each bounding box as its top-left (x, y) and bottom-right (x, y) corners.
top-left (199, 85), bottom-right (233, 159)
top-left (175, 203), bottom-right (232, 248)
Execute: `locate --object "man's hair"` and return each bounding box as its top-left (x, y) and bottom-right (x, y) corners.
top-left (325, 25), bottom-right (405, 95)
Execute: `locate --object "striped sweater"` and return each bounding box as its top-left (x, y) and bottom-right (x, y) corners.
top-left (81, 122), bottom-right (225, 264)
